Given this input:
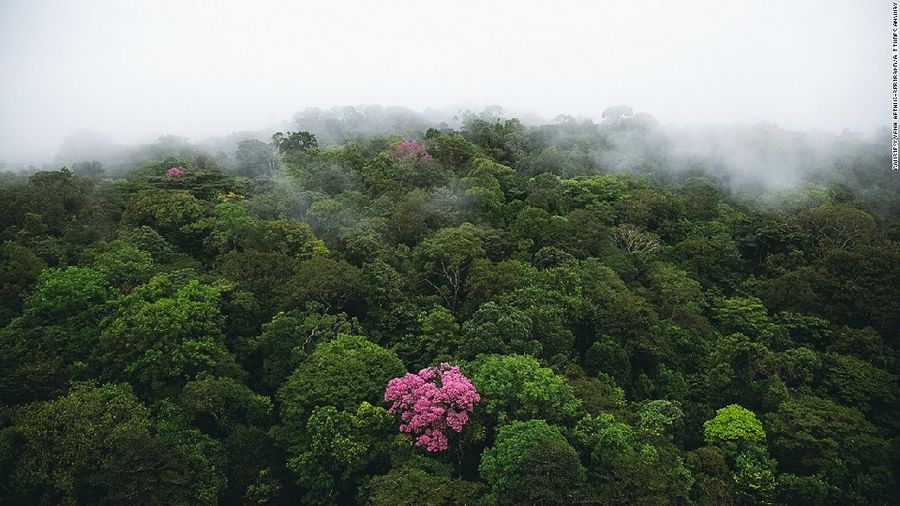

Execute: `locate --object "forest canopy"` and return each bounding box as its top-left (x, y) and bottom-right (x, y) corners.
top-left (0, 107), bottom-right (897, 505)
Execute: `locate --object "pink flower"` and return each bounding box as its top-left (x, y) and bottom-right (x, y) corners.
top-left (164, 167), bottom-right (185, 177)
top-left (391, 140), bottom-right (432, 162)
top-left (384, 363), bottom-right (480, 452)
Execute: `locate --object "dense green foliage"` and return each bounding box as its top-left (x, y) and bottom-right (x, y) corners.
top-left (0, 112), bottom-right (898, 504)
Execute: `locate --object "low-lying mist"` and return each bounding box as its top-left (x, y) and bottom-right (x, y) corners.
top-left (2, 105), bottom-right (891, 206)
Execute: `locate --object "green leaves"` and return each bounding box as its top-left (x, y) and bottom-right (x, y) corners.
top-left (415, 223), bottom-right (485, 307)
top-left (480, 420), bottom-right (583, 502)
top-left (94, 274), bottom-right (240, 395)
top-left (125, 190), bottom-right (209, 247)
top-left (284, 401), bottom-right (396, 504)
top-left (460, 302), bottom-right (538, 358)
top-left (703, 404), bottom-right (775, 502)
top-left (181, 376), bottom-right (273, 433)
top-left (703, 404), bottom-right (766, 450)
top-left (23, 266), bottom-right (115, 322)
top-left (253, 306), bottom-right (359, 392)
top-left (278, 256), bottom-right (365, 315)
top-left (4, 382), bottom-right (227, 505)
top-left (277, 334), bottom-right (404, 431)
top-left (467, 354), bottom-right (581, 424)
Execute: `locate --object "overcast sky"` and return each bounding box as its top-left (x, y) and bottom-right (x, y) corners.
top-left (0, 0), bottom-right (890, 163)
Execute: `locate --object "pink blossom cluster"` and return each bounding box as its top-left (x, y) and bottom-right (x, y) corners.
top-left (384, 363), bottom-right (480, 452)
top-left (392, 139), bottom-right (433, 162)
top-left (164, 167), bottom-right (185, 177)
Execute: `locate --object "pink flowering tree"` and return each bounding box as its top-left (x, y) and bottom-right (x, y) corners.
top-left (384, 363), bottom-right (480, 452)
top-left (391, 139), bottom-right (432, 162)
top-left (164, 167), bottom-right (185, 177)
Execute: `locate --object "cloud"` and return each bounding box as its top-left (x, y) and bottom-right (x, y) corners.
top-left (0, 0), bottom-right (889, 163)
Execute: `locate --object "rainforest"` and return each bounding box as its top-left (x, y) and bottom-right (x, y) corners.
top-left (0, 107), bottom-right (897, 505)
top-left (0, 0), bottom-right (894, 503)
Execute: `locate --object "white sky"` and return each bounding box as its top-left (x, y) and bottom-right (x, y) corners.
top-left (0, 0), bottom-right (890, 163)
